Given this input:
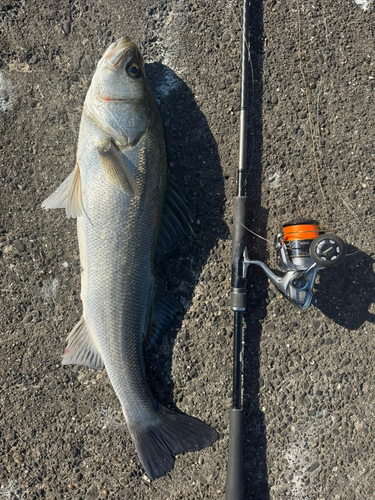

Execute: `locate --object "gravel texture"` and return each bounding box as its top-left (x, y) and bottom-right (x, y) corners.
top-left (1, 1), bottom-right (375, 499)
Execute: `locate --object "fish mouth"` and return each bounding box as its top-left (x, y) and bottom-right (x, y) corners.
top-left (103, 37), bottom-right (135, 67)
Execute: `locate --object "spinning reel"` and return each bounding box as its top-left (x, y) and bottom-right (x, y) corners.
top-left (242, 218), bottom-right (346, 310)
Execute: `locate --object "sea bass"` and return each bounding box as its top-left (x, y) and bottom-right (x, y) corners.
top-left (42, 37), bottom-right (217, 479)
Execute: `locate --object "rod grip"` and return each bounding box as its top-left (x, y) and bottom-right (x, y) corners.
top-left (225, 408), bottom-right (244, 500)
top-left (232, 196), bottom-right (247, 264)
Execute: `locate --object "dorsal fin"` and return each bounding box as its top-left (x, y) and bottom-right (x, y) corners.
top-left (157, 179), bottom-right (195, 257)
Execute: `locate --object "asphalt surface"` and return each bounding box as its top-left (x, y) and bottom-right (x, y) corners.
top-left (1, 1), bottom-right (375, 499)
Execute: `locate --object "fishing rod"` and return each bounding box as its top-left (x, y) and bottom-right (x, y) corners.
top-left (225, 0), bottom-right (249, 498)
top-left (225, 1), bottom-right (348, 498)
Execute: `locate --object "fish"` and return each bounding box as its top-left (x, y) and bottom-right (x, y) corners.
top-left (41, 37), bottom-right (217, 480)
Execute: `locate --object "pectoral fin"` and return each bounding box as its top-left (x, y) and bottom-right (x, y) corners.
top-left (41, 162), bottom-right (83, 219)
top-left (97, 138), bottom-right (140, 198)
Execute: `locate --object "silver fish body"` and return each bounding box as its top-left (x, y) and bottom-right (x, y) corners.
top-left (42, 37), bottom-right (217, 479)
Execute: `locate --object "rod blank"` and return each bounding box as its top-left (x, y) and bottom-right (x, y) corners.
top-left (225, 1), bottom-right (250, 499)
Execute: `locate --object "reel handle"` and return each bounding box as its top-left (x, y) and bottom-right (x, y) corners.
top-left (309, 233), bottom-right (347, 268)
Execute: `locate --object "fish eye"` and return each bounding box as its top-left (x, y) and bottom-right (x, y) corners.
top-left (127, 64), bottom-right (142, 78)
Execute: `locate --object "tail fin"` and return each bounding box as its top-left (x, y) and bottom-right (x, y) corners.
top-left (130, 406), bottom-right (218, 480)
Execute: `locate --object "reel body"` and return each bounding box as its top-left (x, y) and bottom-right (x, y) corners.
top-left (242, 218), bottom-right (346, 310)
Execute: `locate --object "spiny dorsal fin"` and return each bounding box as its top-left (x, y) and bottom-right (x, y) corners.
top-left (157, 179), bottom-right (195, 257)
top-left (62, 317), bottom-right (104, 370)
top-left (97, 138), bottom-right (140, 197)
top-left (41, 162), bottom-right (84, 219)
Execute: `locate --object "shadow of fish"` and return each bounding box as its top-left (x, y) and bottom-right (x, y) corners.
top-left (42, 37), bottom-right (217, 480)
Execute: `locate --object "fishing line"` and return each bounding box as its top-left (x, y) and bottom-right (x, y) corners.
top-left (225, 0), bottom-right (277, 258)
top-left (315, 5), bottom-right (372, 238)
top-left (226, 0), bottom-right (295, 255)
top-left (239, 1), bottom-right (367, 260)
top-left (225, 1), bottom-right (328, 253)
top-left (234, 218), bottom-right (273, 243)
top-left (314, 82), bottom-right (359, 222)
top-left (297, 0), bottom-right (374, 251)
top-left (146, 0), bottom-right (368, 259)
top-left (295, 0), bottom-right (329, 228)
top-left (234, 217), bottom-right (359, 256)
top-left (227, 0), bottom-right (330, 230)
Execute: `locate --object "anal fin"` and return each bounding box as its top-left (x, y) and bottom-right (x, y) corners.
top-left (62, 317), bottom-right (104, 370)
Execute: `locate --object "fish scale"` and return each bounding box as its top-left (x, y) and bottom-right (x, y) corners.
top-left (80, 121), bottom-right (163, 422)
top-left (42, 36), bottom-right (217, 480)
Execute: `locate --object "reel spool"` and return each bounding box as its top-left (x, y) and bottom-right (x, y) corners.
top-left (242, 218), bottom-right (347, 309)
top-left (282, 218), bottom-right (346, 269)
top-left (283, 219), bottom-right (320, 269)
